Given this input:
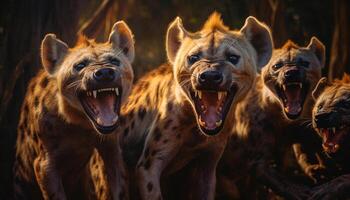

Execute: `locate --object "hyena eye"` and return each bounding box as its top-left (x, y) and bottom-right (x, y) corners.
top-left (299, 60), bottom-right (310, 68)
top-left (273, 62), bottom-right (284, 70)
top-left (227, 54), bottom-right (240, 65)
top-left (109, 57), bottom-right (121, 66)
top-left (188, 55), bottom-right (200, 65)
top-left (74, 61), bottom-right (88, 71)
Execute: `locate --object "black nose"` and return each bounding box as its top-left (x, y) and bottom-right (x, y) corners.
top-left (314, 111), bottom-right (340, 128)
top-left (93, 68), bottom-right (115, 82)
top-left (198, 70), bottom-right (223, 85)
top-left (285, 69), bottom-right (300, 78)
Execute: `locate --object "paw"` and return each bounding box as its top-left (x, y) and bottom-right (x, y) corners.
top-left (305, 165), bottom-right (327, 183)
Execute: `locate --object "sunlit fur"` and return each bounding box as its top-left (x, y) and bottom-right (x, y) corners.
top-left (262, 38), bottom-right (324, 120)
top-left (172, 12), bottom-right (270, 134)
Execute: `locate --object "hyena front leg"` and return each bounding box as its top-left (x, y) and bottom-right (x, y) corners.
top-left (34, 153), bottom-right (66, 200)
top-left (184, 142), bottom-right (226, 200)
top-left (136, 120), bottom-right (183, 200)
top-left (97, 139), bottom-right (129, 200)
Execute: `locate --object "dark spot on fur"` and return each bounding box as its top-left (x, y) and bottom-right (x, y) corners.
top-left (131, 121), bottom-right (135, 129)
top-left (138, 108), bottom-right (146, 120)
top-left (123, 127), bottom-right (129, 137)
top-left (34, 96), bottom-right (39, 107)
top-left (128, 109), bottom-right (134, 119)
top-left (145, 95), bottom-right (151, 104)
top-left (147, 182), bottom-right (153, 191)
top-left (167, 102), bottom-right (173, 111)
top-left (154, 128), bottom-right (161, 141)
top-left (163, 119), bottom-right (172, 130)
top-left (151, 149), bottom-right (159, 156)
top-left (163, 139), bottom-right (168, 144)
top-left (99, 186), bottom-right (103, 195)
top-left (144, 159), bottom-right (151, 170)
top-left (144, 147), bottom-right (150, 158)
top-left (40, 77), bottom-right (49, 88)
top-left (23, 103), bottom-right (29, 113)
top-left (143, 82), bottom-right (150, 90)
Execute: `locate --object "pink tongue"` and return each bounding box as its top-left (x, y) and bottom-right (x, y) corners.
top-left (88, 94), bottom-right (118, 127)
top-left (200, 93), bottom-right (221, 130)
top-left (284, 86), bottom-right (301, 115)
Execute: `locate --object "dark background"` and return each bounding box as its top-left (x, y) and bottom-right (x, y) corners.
top-left (0, 0), bottom-right (349, 198)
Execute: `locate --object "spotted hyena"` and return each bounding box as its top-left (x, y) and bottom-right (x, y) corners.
top-left (13, 21), bottom-right (135, 199)
top-left (302, 74), bottom-right (350, 199)
top-left (217, 37), bottom-right (325, 199)
top-left (100, 12), bottom-right (274, 200)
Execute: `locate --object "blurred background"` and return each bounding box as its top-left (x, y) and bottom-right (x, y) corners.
top-left (0, 0), bottom-right (349, 198)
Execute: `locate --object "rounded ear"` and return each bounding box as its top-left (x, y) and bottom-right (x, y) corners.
top-left (166, 17), bottom-right (188, 64)
top-left (312, 77), bottom-right (329, 100)
top-left (307, 36), bottom-right (326, 68)
top-left (108, 21), bottom-right (135, 62)
top-left (240, 16), bottom-right (273, 69)
top-left (41, 34), bottom-right (69, 76)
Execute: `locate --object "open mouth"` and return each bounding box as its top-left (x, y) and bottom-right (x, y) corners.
top-left (78, 87), bottom-right (121, 134)
top-left (276, 82), bottom-right (309, 119)
top-left (318, 126), bottom-right (348, 154)
top-left (189, 85), bottom-right (237, 136)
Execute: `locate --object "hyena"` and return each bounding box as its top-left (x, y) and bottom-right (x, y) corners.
top-left (111, 12), bottom-right (273, 200)
top-left (217, 37), bottom-right (325, 199)
top-left (13, 21), bottom-right (135, 199)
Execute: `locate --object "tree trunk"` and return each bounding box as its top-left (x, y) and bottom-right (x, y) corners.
top-left (328, 0), bottom-right (350, 81)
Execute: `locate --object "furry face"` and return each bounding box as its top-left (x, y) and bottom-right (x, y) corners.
top-left (312, 76), bottom-right (350, 154)
top-left (41, 21), bottom-right (135, 134)
top-left (166, 12), bottom-right (273, 136)
top-left (262, 38), bottom-right (325, 119)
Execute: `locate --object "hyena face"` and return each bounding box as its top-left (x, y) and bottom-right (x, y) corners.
top-left (262, 37), bottom-right (325, 119)
top-left (41, 21), bottom-right (135, 134)
top-left (166, 12), bottom-right (273, 136)
top-left (312, 76), bottom-right (350, 154)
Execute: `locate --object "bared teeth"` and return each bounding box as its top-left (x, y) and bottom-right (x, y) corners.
top-left (332, 127), bottom-right (336, 134)
top-left (93, 90), bottom-right (97, 98)
top-left (198, 91), bottom-right (202, 99)
top-left (282, 85), bottom-right (286, 91)
top-left (198, 116), bottom-right (206, 126)
top-left (298, 83), bottom-right (302, 89)
top-left (218, 92), bottom-right (226, 101)
top-left (216, 120), bottom-right (222, 127)
top-left (194, 90), bottom-right (198, 98)
top-left (115, 88), bottom-right (119, 96)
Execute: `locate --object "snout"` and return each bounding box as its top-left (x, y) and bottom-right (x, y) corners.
top-left (93, 68), bottom-right (116, 82)
top-left (284, 68), bottom-right (302, 82)
top-left (197, 70), bottom-right (224, 89)
top-left (314, 111), bottom-right (341, 128)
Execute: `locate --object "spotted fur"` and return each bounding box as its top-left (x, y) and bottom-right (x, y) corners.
top-left (217, 37), bottom-right (325, 199)
top-left (13, 21), bottom-right (135, 200)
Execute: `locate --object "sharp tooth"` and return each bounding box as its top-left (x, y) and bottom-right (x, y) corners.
top-left (112, 115), bottom-right (119, 123)
top-left (195, 90), bottom-right (198, 97)
top-left (115, 88), bottom-right (119, 96)
top-left (198, 91), bottom-right (202, 99)
top-left (335, 144), bottom-right (339, 149)
top-left (332, 127), bottom-right (336, 134)
top-left (93, 90), bottom-right (97, 98)
top-left (87, 92), bottom-right (90, 96)
top-left (199, 116), bottom-right (206, 126)
top-left (298, 83), bottom-right (302, 88)
top-left (218, 106), bottom-right (222, 112)
top-left (282, 85), bottom-right (286, 91)
top-left (219, 92), bottom-right (227, 101)
top-left (216, 120), bottom-right (222, 127)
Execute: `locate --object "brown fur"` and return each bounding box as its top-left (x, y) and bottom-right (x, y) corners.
top-left (217, 37), bottom-right (325, 199)
top-left (13, 21), bottom-right (135, 200)
top-left (90, 13), bottom-right (273, 200)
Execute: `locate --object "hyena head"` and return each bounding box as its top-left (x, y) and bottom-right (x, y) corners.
top-left (166, 12), bottom-right (273, 136)
top-left (312, 75), bottom-right (350, 154)
top-left (41, 21), bottom-right (135, 134)
top-left (262, 37), bottom-right (325, 120)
